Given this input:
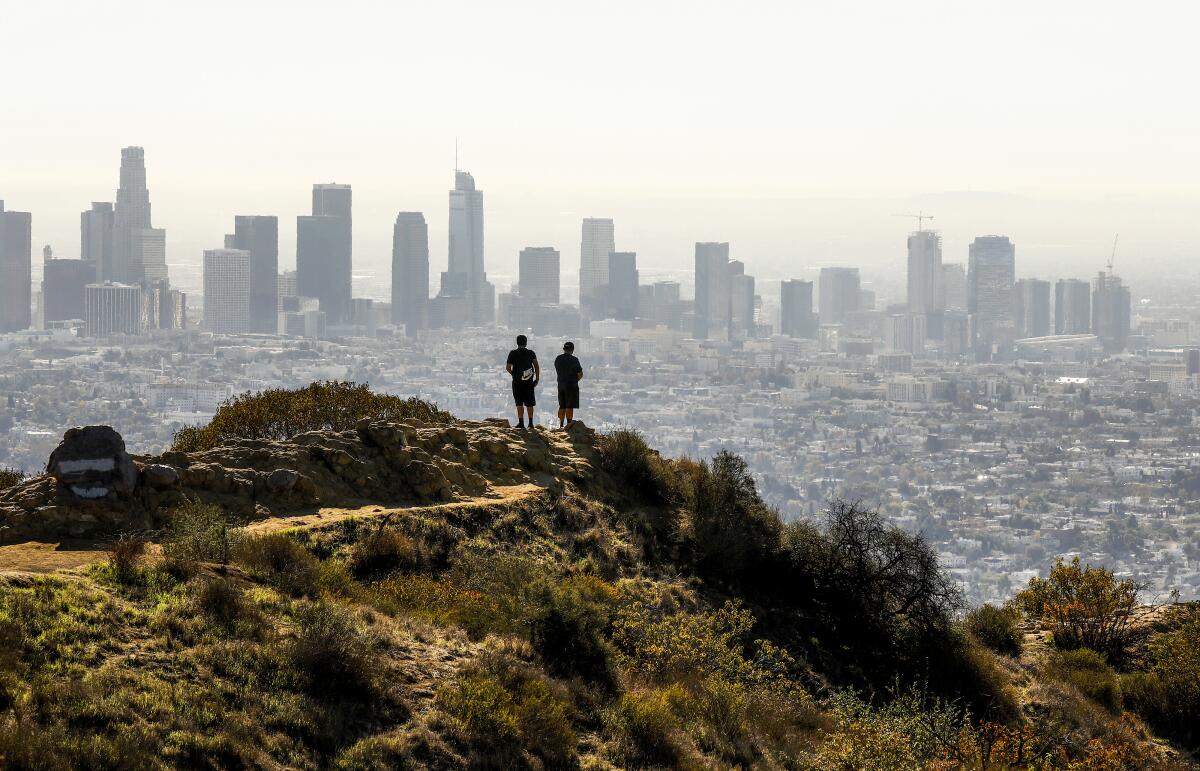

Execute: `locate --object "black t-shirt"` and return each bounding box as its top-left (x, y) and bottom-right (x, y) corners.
top-left (506, 348), bottom-right (538, 383)
top-left (554, 353), bottom-right (582, 385)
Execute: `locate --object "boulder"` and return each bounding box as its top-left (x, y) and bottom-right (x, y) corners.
top-left (266, 468), bottom-right (301, 493)
top-left (142, 464), bottom-right (180, 489)
top-left (46, 426), bottom-right (138, 500)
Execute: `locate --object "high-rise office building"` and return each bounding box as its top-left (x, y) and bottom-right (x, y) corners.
top-left (84, 283), bottom-right (142, 337)
top-left (111, 147), bottom-right (167, 286)
top-left (607, 252), bottom-right (638, 321)
top-left (297, 184), bottom-right (352, 325)
top-left (81, 202), bottom-right (114, 281)
top-left (968, 236), bottom-right (1016, 353)
top-left (0, 201), bottom-right (32, 333)
top-left (313, 183), bottom-right (352, 219)
top-left (278, 270), bottom-right (297, 309)
top-left (43, 258), bottom-right (96, 323)
top-left (906, 230), bottom-right (943, 315)
top-left (133, 228), bottom-right (168, 284)
top-left (1015, 278), bottom-right (1051, 338)
top-left (818, 267), bottom-right (860, 325)
top-left (1092, 271), bottom-right (1131, 353)
top-left (941, 263), bottom-right (967, 310)
top-left (518, 247), bottom-right (561, 304)
top-left (694, 242), bottom-right (731, 340)
top-left (391, 212), bottom-right (429, 335)
top-left (232, 216), bottom-right (279, 333)
top-left (203, 249), bottom-right (251, 334)
top-left (441, 170), bottom-right (494, 324)
top-left (580, 218), bottom-right (615, 316)
top-left (649, 281), bottom-right (683, 329)
top-left (781, 279), bottom-right (817, 339)
top-left (1055, 278), bottom-right (1091, 335)
top-left (729, 260), bottom-right (755, 339)
top-left (885, 313), bottom-right (927, 355)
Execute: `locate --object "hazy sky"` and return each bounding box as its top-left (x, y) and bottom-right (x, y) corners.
top-left (4, 0), bottom-right (1199, 301)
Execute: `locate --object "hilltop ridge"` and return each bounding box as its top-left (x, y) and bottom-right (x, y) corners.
top-left (0, 384), bottom-right (1198, 769)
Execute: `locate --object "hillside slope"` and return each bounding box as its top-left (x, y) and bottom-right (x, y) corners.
top-left (0, 392), bottom-right (1197, 769)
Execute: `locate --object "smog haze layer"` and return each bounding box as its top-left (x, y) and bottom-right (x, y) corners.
top-left (5, 0), bottom-right (1199, 291)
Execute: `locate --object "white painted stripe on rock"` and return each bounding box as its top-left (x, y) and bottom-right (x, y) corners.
top-left (57, 459), bottom-right (116, 473)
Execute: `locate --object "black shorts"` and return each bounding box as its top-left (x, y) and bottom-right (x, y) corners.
top-left (513, 380), bottom-right (536, 407)
top-left (558, 384), bottom-right (580, 409)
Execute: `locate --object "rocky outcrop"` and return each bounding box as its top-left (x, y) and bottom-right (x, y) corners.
top-left (46, 426), bottom-right (139, 501)
top-left (0, 419), bottom-right (599, 541)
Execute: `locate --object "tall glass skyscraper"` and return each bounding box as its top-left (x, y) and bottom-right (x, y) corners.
top-left (297, 184), bottom-right (352, 325)
top-left (906, 230), bottom-right (943, 315)
top-left (441, 170), bottom-right (494, 324)
top-left (111, 147), bottom-right (165, 286)
top-left (392, 212), bottom-right (429, 336)
top-left (232, 215), bottom-right (279, 333)
top-left (0, 201), bottom-right (32, 332)
top-left (968, 235), bottom-right (1016, 356)
top-left (580, 218), bottom-right (615, 316)
top-left (694, 242), bottom-right (731, 340)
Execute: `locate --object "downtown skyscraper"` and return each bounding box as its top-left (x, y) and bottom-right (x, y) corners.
top-left (518, 247), bottom-right (561, 304)
top-left (607, 252), bottom-right (638, 321)
top-left (967, 235), bottom-right (1016, 356)
top-left (1092, 271), bottom-right (1131, 353)
top-left (203, 249), bottom-right (252, 334)
top-left (231, 216), bottom-right (279, 333)
top-left (391, 212), bottom-right (429, 336)
top-left (694, 242), bottom-right (731, 340)
top-left (580, 218), bottom-right (615, 317)
top-left (440, 170), bottom-right (494, 325)
top-left (0, 201), bottom-right (32, 333)
top-left (1015, 278), bottom-right (1051, 338)
top-left (297, 183), bottom-right (352, 325)
top-left (111, 147), bottom-right (167, 286)
top-left (1055, 278), bottom-right (1091, 335)
top-left (81, 202), bottom-right (114, 281)
top-left (818, 267), bottom-right (860, 325)
top-left (906, 230), bottom-right (943, 316)
top-left (780, 279), bottom-right (817, 339)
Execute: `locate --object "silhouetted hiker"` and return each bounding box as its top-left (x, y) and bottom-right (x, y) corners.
top-left (505, 334), bottom-right (540, 429)
top-left (554, 341), bottom-right (583, 428)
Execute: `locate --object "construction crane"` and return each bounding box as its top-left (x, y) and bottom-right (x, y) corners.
top-left (892, 211), bottom-right (934, 232)
top-left (1107, 234), bottom-right (1119, 273)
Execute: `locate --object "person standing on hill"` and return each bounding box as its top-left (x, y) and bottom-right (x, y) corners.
top-left (505, 334), bottom-right (540, 429)
top-left (554, 341), bottom-right (583, 428)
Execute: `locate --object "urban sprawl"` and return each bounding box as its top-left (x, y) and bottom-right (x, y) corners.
top-left (2, 147), bottom-right (1198, 605)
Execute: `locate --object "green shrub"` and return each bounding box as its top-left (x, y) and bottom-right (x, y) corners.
top-left (966, 603), bottom-right (1023, 657)
top-left (194, 577), bottom-right (248, 626)
top-left (530, 575), bottom-right (619, 686)
top-left (233, 533), bottom-right (320, 596)
top-left (606, 687), bottom-right (683, 766)
top-left (367, 574), bottom-right (503, 639)
top-left (436, 657), bottom-right (575, 766)
top-left (106, 536), bottom-right (147, 584)
top-left (349, 527), bottom-right (424, 578)
top-left (288, 601), bottom-right (375, 694)
top-left (683, 451), bottom-right (781, 580)
top-left (0, 467), bottom-right (26, 492)
top-left (1123, 616), bottom-right (1200, 749)
top-left (1015, 557), bottom-right (1140, 659)
top-left (597, 429), bottom-right (683, 506)
top-left (1048, 648), bottom-right (1122, 712)
top-left (172, 381), bottom-right (451, 452)
top-left (612, 600), bottom-right (790, 690)
top-left (162, 502), bottom-right (243, 573)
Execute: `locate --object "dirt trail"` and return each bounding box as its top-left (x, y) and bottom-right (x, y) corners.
top-left (0, 483), bottom-right (542, 576)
